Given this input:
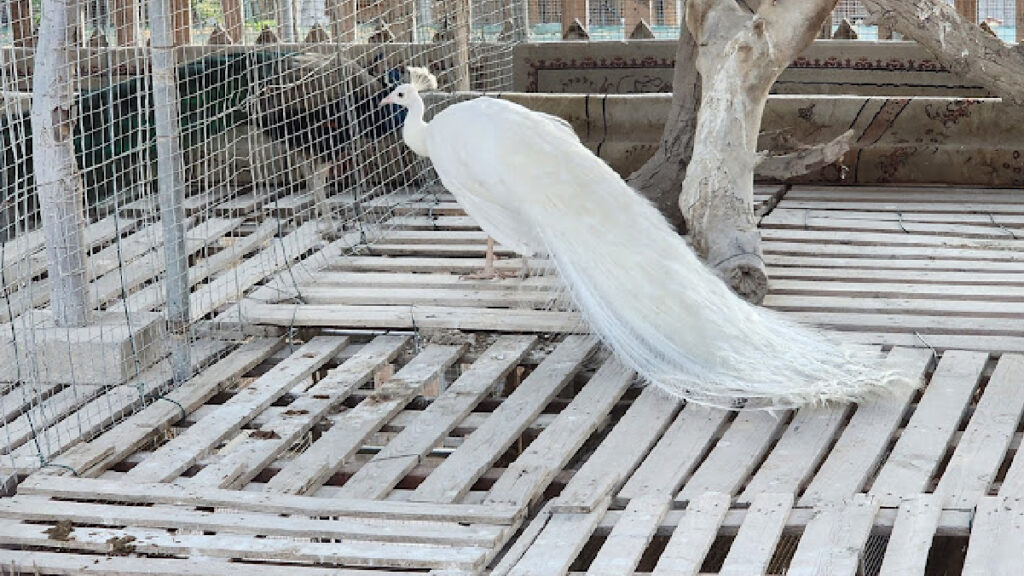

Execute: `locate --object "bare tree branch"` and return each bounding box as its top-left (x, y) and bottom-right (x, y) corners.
top-left (756, 129), bottom-right (855, 181)
top-left (861, 0), bottom-right (1024, 104)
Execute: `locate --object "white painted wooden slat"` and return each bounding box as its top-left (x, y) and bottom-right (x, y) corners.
top-left (337, 336), bottom-right (536, 500)
top-left (0, 521), bottom-right (486, 571)
top-left (484, 358), bottom-right (634, 508)
top-left (870, 350), bottom-right (987, 505)
top-left (787, 495), bottom-right (880, 576)
top-left (878, 495), bottom-right (942, 576)
top-left (678, 411), bottom-right (788, 501)
top-left (0, 548), bottom-right (409, 576)
top-left (585, 495), bottom-right (671, 576)
top-left (187, 335), bottom-right (408, 489)
top-left (739, 405), bottom-right (850, 503)
top-left (124, 336), bottom-right (349, 483)
top-left (651, 492), bottom-right (731, 576)
top-left (962, 497), bottom-right (1018, 576)
top-left (557, 385), bottom-right (680, 512)
top-left (934, 354), bottom-right (1024, 508)
top-left (0, 495), bottom-right (503, 547)
top-left (264, 344), bottom-right (464, 495)
top-left (800, 347), bottom-right (933, 506)
top-left (508, 499), bottom-right (611, 576)
top-left (239, 301), bottom-right (579, 333)
top-left (618, 404), bottom-right (728, 500)
top-left (18, 475), bottom-right (520, 524)
top-left (719, 493), bottom-right (793, 576)
top-left (410, 336), bottom-right (596, 504)
top-left (766, 253), bottom-right (1024, 273)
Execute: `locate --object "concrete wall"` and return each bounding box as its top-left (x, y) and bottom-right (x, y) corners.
top-left (514, 40), bottom-right (993, 97)
top-left (490, 93), bottom-right (1024, 187)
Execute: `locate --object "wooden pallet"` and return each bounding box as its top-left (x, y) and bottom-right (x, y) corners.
top-left (8, 184), bottom-right (1024, 575)
top-left (0, 329), bottom-right (636, 574)
top-left (493, 345), bottom-right (1024, 575)
top-left (236, 185), bottom-right (1024, 355)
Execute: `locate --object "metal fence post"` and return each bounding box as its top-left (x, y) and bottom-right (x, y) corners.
top-left (149, 0), bottom-right (192, 384)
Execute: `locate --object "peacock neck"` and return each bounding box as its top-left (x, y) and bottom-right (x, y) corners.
top-left (402, 97), bottom-right (430, 158)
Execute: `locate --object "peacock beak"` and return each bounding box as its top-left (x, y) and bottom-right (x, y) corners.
top-left (379, 95), bottom-right (395, 106)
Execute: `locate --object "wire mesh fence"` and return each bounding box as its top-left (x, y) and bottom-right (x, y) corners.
top-left (0, 0), bottom-right (520, 473)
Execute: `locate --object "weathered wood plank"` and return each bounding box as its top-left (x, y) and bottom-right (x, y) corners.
top-left (764, 240), bottom-right (1024, 262)
top-left (556, 385), bottom-right (680, 512)
top-left (508, 498), bottom-right (610, 576)
top-left (187, 335), bottom-right (408, 489)
top-left (766, 266), bottom-right (1024, 286)
top-left (336, 336), bottom-right (535, 500)
top-left (787, 495), bottom-right (880, 576)
top-left (870, 351), bottom-right (988, 505)
top-left (124, 336), bottom-right (349, 483)
top-left (618, 404), bottom-right (729, 500)
top-left (767, 294), bottom-right (1024, 317)
top-left (769, 279), bottom-right (1024, 299)
top-left (739, 405), bottom-right (849, 503)
top-left (0, 521), bottom-right (487, 570)
top-left (18, 475), bottom-right (521, 524)
top-left (585, 494), bottom-right (672, 576)
top-left (877, 495), bottom-right (942, 576)
top-left (326, 255), bottom-right (551, 274)
top-left (239, 302), bottom-right (579, 333)
top-left (484, 358), bottom-right (634, 508)
top-left (263, 344), bottom-right (464, 495)
top-left (0, 548), bottom-right (415, 576)
top-left (410, 336), bottom-right (597, 504)
top-left (41, 338), bottom-right (283, 477)
top-left (719, 493), bottom-right (793, 576)
top-left (934, 354), bottom-right (1024, 508)
top-left (799, 347), bottom-right (933, 506)
top-left (4, 340), bottom-right (228, 467)
top-left (298, 286), bottom-right (564, 309)
top-left (0, 495), bottom-right (503, 547)
top-left (678, 411), bottom-right (788, 501)
top-left (962, 497), bottom-right (1024, 576)
top-left (650, 492), bottom-right (731, 576)
top-left (762, 227), bottom-right (1024, 250)
top-left (766, 253), bottom-right (1024, 273)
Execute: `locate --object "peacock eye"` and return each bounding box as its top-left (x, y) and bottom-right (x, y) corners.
top-left (398, 92), bottom-right (405, 98)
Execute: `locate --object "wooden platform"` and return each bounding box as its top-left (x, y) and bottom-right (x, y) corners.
top-left (4, 184), bottom-right (1024, 575)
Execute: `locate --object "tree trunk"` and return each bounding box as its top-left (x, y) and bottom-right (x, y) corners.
top-left (31, 0), bottom-right (91, 327)
top-left (680, 0), bottom-right (836, 303)
top-left (626, 9), bottom-right (699, 233)
top-left (862, 0), bottom-right (1024, 105)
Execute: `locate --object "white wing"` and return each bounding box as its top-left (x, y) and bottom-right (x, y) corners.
top-left (425, 97), bottom-right (574, 256)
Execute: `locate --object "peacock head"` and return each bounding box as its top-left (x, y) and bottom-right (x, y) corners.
top-left (379, 66), bottom-right (438, 108)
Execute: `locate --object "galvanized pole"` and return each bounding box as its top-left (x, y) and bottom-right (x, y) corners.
top-left (148, 0), bottom-right (191, 383)
top-left (31, 0), bottom-right (91, 327)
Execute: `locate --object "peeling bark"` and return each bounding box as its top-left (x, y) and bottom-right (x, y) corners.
top-left (680, 0), bottom-right (837, 303)
top-left (862, 0), bottom-right (1024, 105)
